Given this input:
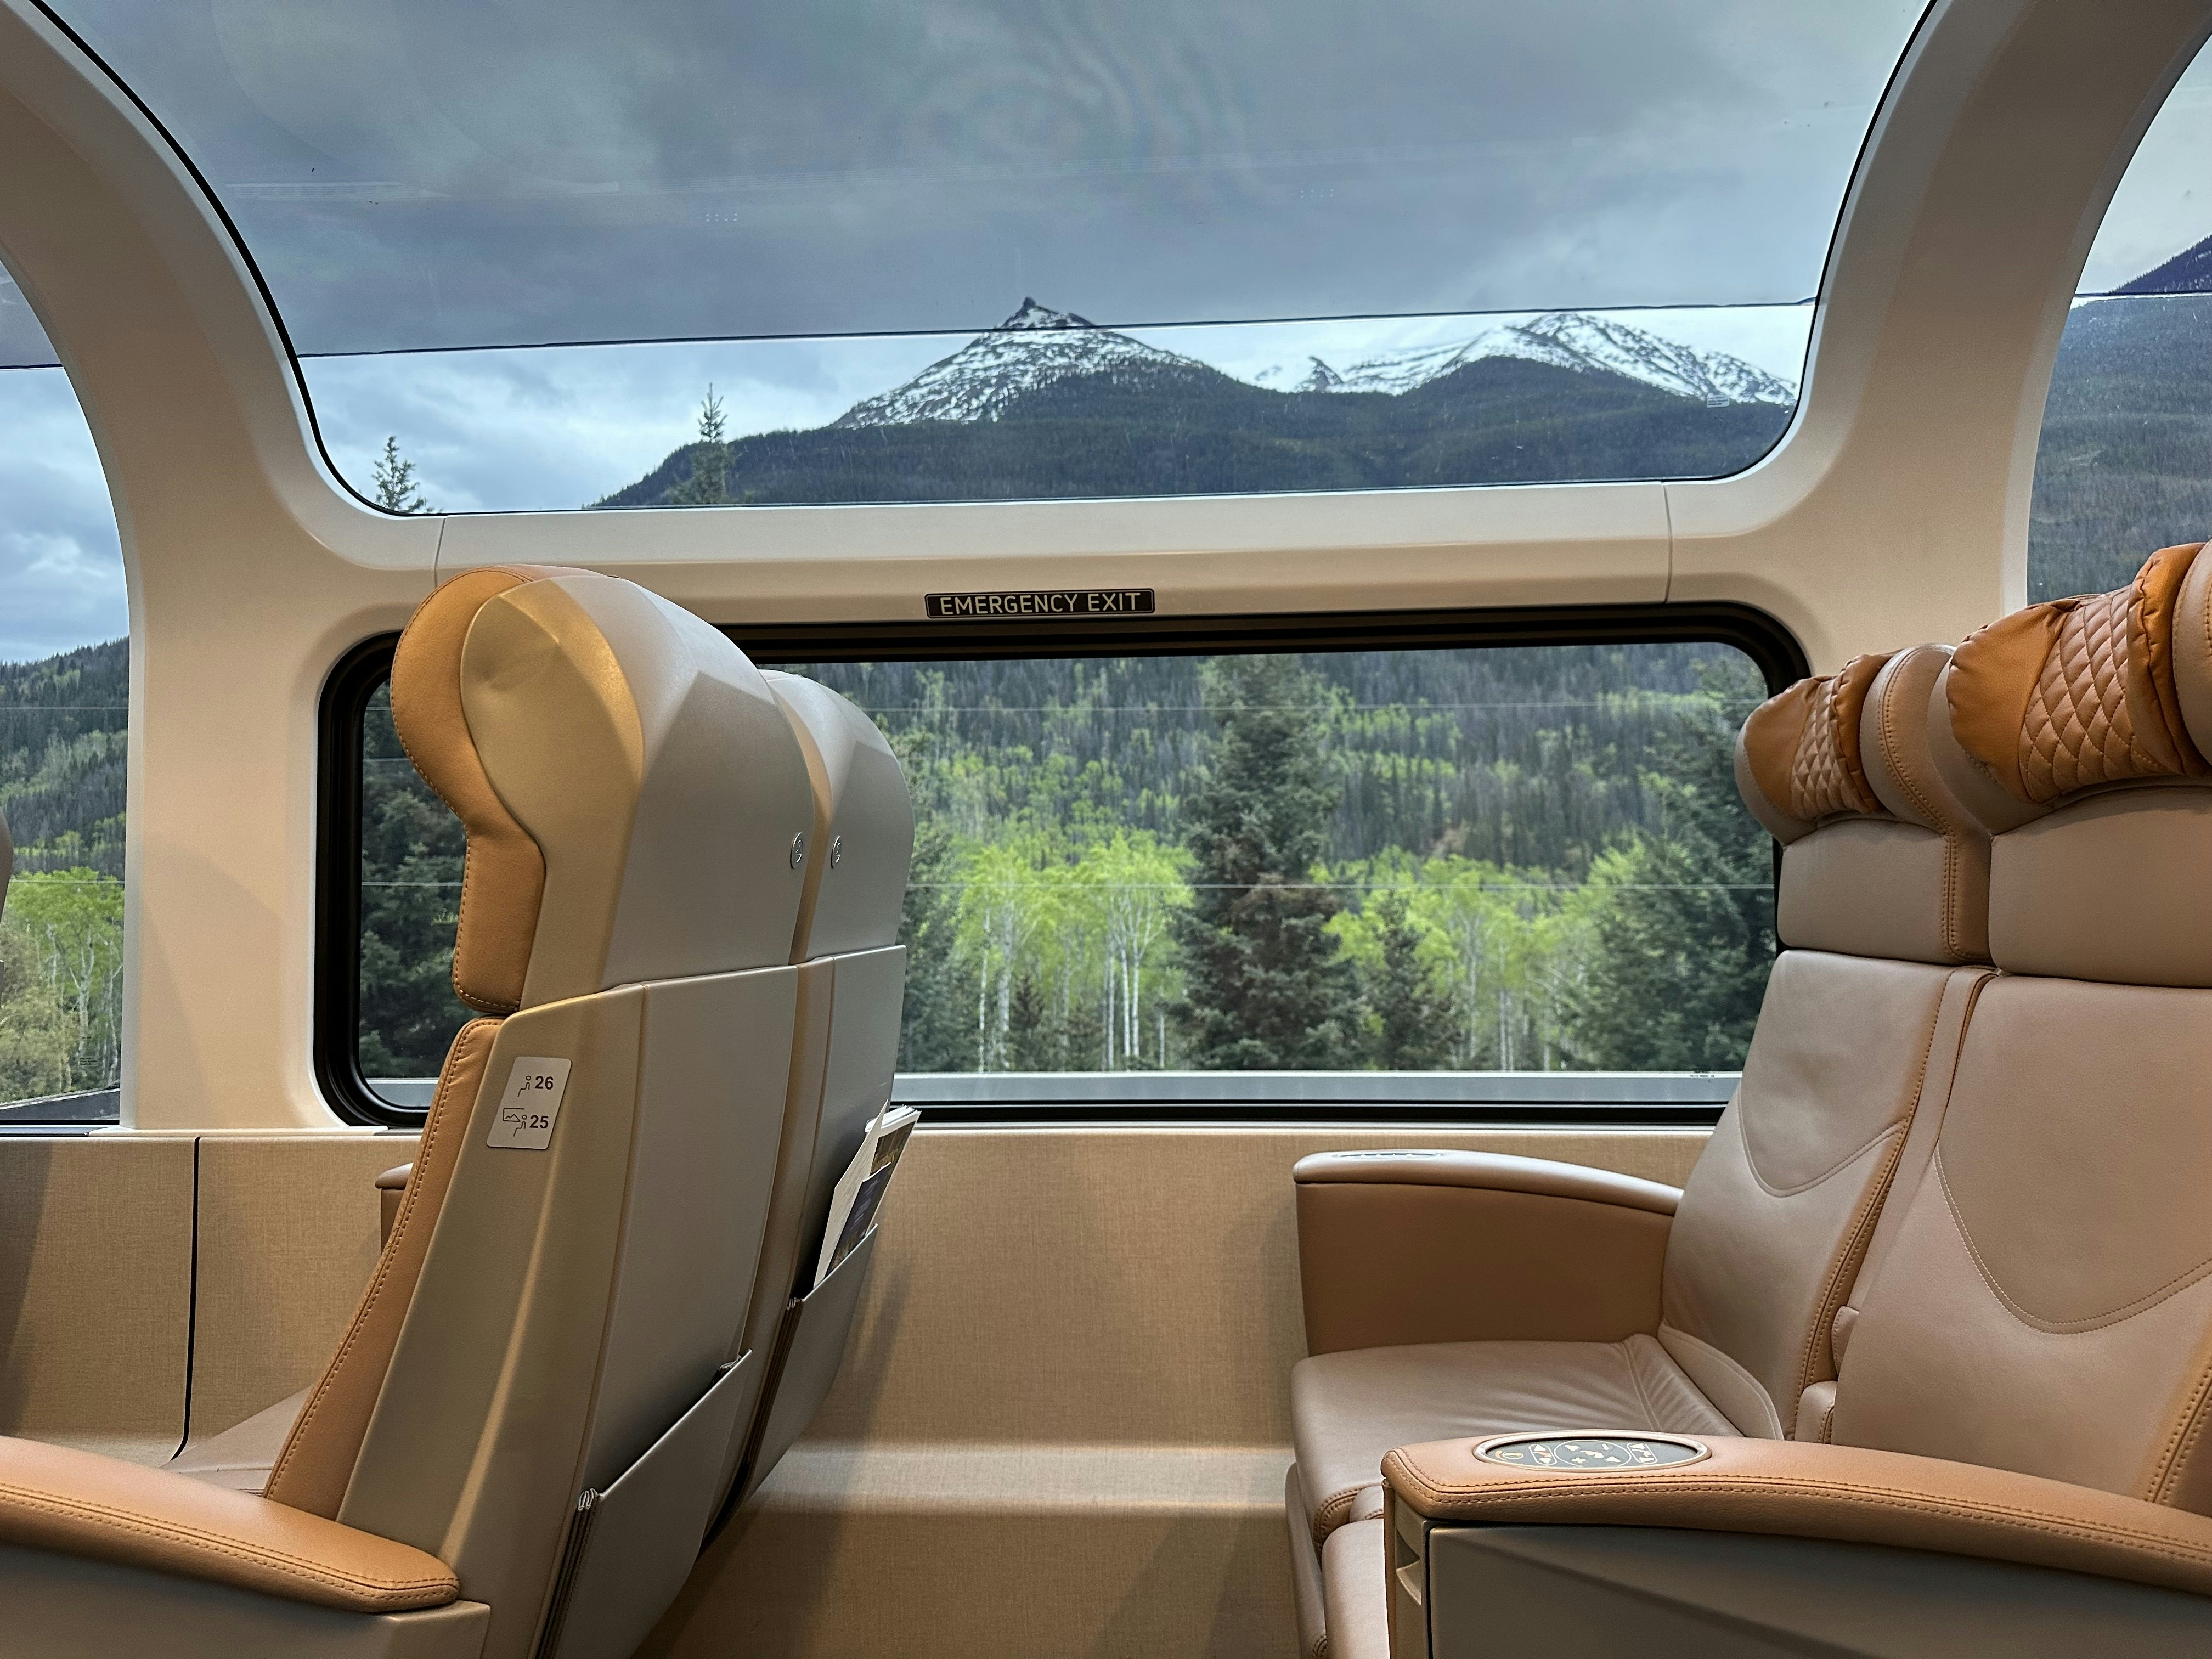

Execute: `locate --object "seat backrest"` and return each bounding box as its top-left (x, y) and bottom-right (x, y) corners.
top-left (720, 671), bottom-right (913, 1504)
top-left (1656, 645), bottom-right (1993, 1438)
top-left (1829, 542), bottom-right (2212, 1513)
top-left (266, 566), bottom-right (816, 1658)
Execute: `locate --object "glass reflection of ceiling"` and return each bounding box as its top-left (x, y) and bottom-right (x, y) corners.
top-left (40, 1), bottom-right (1928, 363)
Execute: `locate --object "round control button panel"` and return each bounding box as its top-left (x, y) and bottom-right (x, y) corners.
top-left (1472, 1432), bottom-right (1710, 1471)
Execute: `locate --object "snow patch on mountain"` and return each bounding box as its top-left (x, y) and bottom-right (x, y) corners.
top-left (836, 300), bottom-right (1797, 428)
top-left (834, 300), bottom-right (1205, 427)
top-left (1252, 313), bottom-right (1795, 405)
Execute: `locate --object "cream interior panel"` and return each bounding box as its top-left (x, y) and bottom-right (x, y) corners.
top-left (807, 1127), bottom-right (1701, 1448)
top-left (648, 1125), bottom-right (1702, 1658)
top-left (186, 1135), bottom-right (417, 1446)
top-left (0, 1138), bottom-right (192, 1465)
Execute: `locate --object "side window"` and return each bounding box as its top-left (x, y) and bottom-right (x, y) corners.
top-left (2030, 41), bottom-right (2212, 601)
top-left (0, 269), bottom-right (128, 1122)
top-left (348, 636), bottom-right (1776, 1113)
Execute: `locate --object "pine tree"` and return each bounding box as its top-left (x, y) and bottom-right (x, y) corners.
top-left (1005, 974), bottom-right (1063, 1070)
top-left (1171, 654), bottom-right (1361, 1068)
top-left (673, 386), bottom-right (731, 505)
top-left (370, 436), bottom-right (429, 513)
top-left (1560, 661), bottom-right (1775, 1069)
top-left (1364, 889), bottom-right (1458, 1069)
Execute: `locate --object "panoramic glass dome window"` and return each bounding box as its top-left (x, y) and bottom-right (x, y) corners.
top-left (52, 0), bottom-right (1928, 513)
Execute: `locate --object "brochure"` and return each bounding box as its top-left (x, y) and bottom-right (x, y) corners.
top-left (813, 1103), bottom-right (918, 1291)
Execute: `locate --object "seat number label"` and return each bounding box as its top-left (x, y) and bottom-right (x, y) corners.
top-left (487, 1057), bottom-right (571, 1149)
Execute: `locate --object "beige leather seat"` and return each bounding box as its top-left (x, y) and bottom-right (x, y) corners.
top-left (712, 670), bottom-right (913, 1516)
top-left (1286, 642), bottom-right (1994, 1658)
top-left (0, 566), bottom-right (818, 1657)
top-left (1372, 543), bottom-right (2212, 1655)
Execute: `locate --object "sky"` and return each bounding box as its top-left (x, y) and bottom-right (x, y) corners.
top-left (6, 2), bottom-right (2212, 661)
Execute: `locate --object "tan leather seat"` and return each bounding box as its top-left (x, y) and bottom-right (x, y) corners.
top-left (1286, 642), bottom-right (1993, 1657)
top-left (0, 566), bottom-right (821, 1656)
top-left (1830, 542), bottom-right (2212, 1491)
top-left (1372, 543), bottom-right (2212, 1655)
top-left (713, 671), bottom-right (914, 1515)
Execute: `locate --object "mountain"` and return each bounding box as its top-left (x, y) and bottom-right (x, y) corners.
top-left (2029, 291), bottom-right (2212, 601)
top-left (2114, 233), bottom-right (2212, 296)
top-left (0, 639), bottom-right (127, 880)
top-left (842, 300), bottom-right (1797, 426)
top-left (1248, 312), bottom-right (1795, 407)
top-left (599, 298), bottom-right (1796, 507)
top-left (836, 300), bottom-right (1209, 426)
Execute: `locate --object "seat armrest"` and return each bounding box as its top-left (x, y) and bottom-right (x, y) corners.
top-left (1294, 1151), bottom-right (1680, 1213)
top-left (1295, 1152), bottom-right (1679, 1355)
top-left (375, 1161), bottom-right (414, 1247)
top-left (0, 1434), bottom-right (459, 1612)
top-left (1383, 1434), bottom-right (2212, 1599)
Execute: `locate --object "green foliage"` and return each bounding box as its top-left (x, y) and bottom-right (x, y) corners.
top-left (1355, 887), bottom-right (1458, 1069)
top-left (1560, 661), bottom-right (1775, 1070)
top-left (0, 922), bottom-right (71, 1101)
top-left (357, 686), bottom-right (472, 1078)
top-left (2029, 296), bottom-right (2212, 602)
top-left (371, 436), bottom-right (430, 514)
top-left (0, 639), bottom-right (127, 881)
top-left (1, 869), bottom-right (125, 1092)
top-left (671, 386), bottom-right (733, 506)
top-left (1171, 656), bottom-right (1361, 1069)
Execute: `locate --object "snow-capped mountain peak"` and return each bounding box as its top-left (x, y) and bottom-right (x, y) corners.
top-left (834, 300), bottom-right (1797, 428)
top-left (834, 300), bottom-right (1204, 427)
top-left (1295, 313), bottom-right (1795, 406)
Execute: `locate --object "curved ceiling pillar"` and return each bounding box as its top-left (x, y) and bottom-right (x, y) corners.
top-left (1670, 0), bottom-right (2212, 669)
top-left (0, 0), bottom-right (432, 1128)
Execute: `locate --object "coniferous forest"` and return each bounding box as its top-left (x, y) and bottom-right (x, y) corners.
top-left (356, 642), bottom-right (1778, 1086)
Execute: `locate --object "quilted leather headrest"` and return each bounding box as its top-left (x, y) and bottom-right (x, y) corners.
top-left (392, 565), bottom-right (816, 1012)
top-left (1937, 541), bottom-right (2212, 832)
top-left (1737, 646), bottom-right (1993, 965)
top-left (1934, 543), bottom-right (2212, 985)
top-left (1734, 653), bottom-right (1893, 844)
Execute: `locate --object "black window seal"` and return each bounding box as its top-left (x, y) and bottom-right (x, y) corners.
top-left (314, 599), bottom-right (1805, 1128)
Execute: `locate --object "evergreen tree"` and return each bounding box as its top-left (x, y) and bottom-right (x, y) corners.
top-left (1006, 973), bottom-right (1070, 1070)
top-left (891, 751), bottom-right (970, 1073)
top-left (1364, 889), bottom-right (1458, 1069)
top-left (673, 386), bottom-right (731, 505)
top-left (370, 436), bottom-right (430, 513)
top-left (1560, 662), bottom-right (1775, 1070)
top-left (1171, 654), bottom-right (1361, 1068)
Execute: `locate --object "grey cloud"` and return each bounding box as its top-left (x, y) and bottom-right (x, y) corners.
top-left (55, 0), bottom-right (1925, 353)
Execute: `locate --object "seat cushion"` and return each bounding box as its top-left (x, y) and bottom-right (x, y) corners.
top-left (166, 1387), bottom-right (307, 1496)
top-left (1321, 1518), bottom-right (1391, 1659)
top-left (1291, 1335), bottom-right (1735, 1544)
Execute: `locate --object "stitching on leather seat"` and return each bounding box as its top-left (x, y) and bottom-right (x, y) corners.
top-left (1384, 1469), bottom-right (2212, 1570)
top-left (0, 1483), bottom-right (454, 1604)
top-left (1937, 1153), bottom-right (2212, 1334)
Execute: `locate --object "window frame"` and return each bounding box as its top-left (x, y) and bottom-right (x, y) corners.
top-left (313, 600), bottom-right (1806, 1128)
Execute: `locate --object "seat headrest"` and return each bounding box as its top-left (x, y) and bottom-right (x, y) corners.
top-left (1734, 652), bottom-right (1893, 842)
top-left (392, 566), bottom-right (816, 1012)
top-left (1738, 645), bottom-right (1993, 965)
top-left (762, 673), bottom-right (915, 962)
top-left (1937, 541), bottom-right (2212, 832)
top-left (1933, 543), bottom-right (2212, 986)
